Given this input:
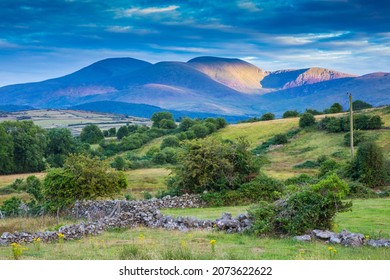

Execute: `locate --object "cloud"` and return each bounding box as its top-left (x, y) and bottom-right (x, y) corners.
top-left (116, 5), bottom-right (179, 17)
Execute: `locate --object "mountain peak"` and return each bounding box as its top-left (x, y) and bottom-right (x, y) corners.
top-left (187, 56), bottom-right (267, 93)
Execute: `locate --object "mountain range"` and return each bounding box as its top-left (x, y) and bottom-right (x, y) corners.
top-left (0, 56), bottom-right (389, 118)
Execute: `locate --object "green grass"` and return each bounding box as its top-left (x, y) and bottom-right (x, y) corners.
top-left (162, 205), bottom-right (250, 219)
top-left (120, 168), bottom-right (170, 199)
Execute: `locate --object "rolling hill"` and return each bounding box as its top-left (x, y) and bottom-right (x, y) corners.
top-left (0, 56), bottom-right (389, 117)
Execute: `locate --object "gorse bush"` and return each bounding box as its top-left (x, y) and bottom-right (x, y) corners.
top-left (249, 174), bottom-right (352, 235)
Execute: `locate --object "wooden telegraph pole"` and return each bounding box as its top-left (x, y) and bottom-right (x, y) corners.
top-left (348, 93), bottom-right (354, 159)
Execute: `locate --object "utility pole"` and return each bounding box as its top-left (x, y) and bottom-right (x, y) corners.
top-left (348, 93), bottom-right (354, 159)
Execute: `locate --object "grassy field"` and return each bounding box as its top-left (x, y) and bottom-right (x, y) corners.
top-left (0, 198), bottom-right (389, 260)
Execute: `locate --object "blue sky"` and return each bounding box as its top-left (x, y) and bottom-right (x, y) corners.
top-left (0, 0), bottom-right (389, 86)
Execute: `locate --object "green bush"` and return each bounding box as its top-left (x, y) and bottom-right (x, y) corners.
top-left (352, 100), bottom-right (373, 111)
top-left (161, 136), bottom-right (180, 149)
top-left (318, 159), bottom-right (339, 177)
top-left (283, 110), bottom-right (300, 118)
top-left (284, 174), bottom-right (317, 186)
top-left (260, 112), bottom-right (275, 121)
top-left (299, 113), bottom-right (316, 128)
top-left (239, 173), bottom-right (283, 202)
top-left (343, 130), bottom-right (367, 147)
top-left (351, 141), bottom-right (388, 187)
top-left (80, 124), bottom-right (104, 144)
top-left (0, 197), bottom-right (22, 217)
top-left (293, 160), bottom-right (319, 169)
top-left (249, 174), bottom-right (352, 235)
top-left (143, 191), bottom-right (153, 200)
top-left (273, 134), bottom-right (288, 145)
top-left (347, 181), bottom-right (378, 198)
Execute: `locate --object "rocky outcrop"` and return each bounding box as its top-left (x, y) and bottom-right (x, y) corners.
top-left (295, 229), bottom-right (390, 248)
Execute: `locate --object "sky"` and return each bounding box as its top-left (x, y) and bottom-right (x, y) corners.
top-left (0, 0), bottom-right (389, 86)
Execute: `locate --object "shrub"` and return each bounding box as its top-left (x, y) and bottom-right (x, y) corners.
top-left (43, 154), bottom-right (128, 210)
top-left (143, 191), bottom-right (153, 200)
top-left (273, 134), bottom-right (288, 145)
top-left (352, 100), bottom-right (373, 111)
top-left (0, 197), bottom-right (22, 217)
top-left (305, 109), bottom-right (322, 115)
top-left (190, 124), bottom-right (209, 138)
top-left (169, 137), bottom-right (258, 194)
top-left (293, 160), bottom-right (319, 169)
top-left (299, 113), bottom-right (316, 128)
top-left (285, 174), bottom-right (317, 186)
top-left (368, 115), bottom-right (382, 129)
top-left (260, 112), bottom-right (275, 121)
top-left (343, 130), bottom-right (367, 147)
top-left (326, 103), bottom-right (343, 114)
top-left (249, 174), bottom-right (351, 235)
top-left (283, 110), bottom-right (300, 118)
top-left (318, 159), bottom-right (339, 177)
top-left (116, 126), bottom-right (129, 140)
top-left (151, 112), bottom-right (176, 129)
top-left (80, 124), bottom-right (104, 144)
top-left (347, 181), bottom-right (378, 198)
top-left (161, 136), bottom-right (180, 149)
top-left (111, 156), bottom-right (127, 171)
top-left (239, 173), bottom-right (283, 202)
top-left (351, 142), bottom-right (388, 187)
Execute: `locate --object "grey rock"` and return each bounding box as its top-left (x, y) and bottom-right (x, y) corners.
top-left (295, 235), bottom-right (312, 242)
top-left (312, 229), bottom-right (337, 240)
top-left (329, 236), bottom-right (341, 244)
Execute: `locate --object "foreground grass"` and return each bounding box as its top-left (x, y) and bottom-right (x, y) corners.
top-left (0, 198), bottom-right (388, 260)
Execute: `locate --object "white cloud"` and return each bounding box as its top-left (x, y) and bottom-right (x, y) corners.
top-left (116, 5), bottom-right (179, 17)
top-left (237, 1), bottom-right (262, 12)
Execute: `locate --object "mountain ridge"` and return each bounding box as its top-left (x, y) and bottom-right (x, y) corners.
top-left (0, 56), bottom-right (388, 117)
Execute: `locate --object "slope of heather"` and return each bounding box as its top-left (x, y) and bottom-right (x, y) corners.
top-left (187, 56), bottom-right (267, 93)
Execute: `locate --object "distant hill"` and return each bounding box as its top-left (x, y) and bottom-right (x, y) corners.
top-left (69, 101), bottom-right (247, 123)
top-left (0, 104), bottom-right (35, 112)
top-left (0, 56), bottom-right (389, 116)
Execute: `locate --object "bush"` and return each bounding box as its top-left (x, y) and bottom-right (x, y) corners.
top-left (273, 134), bottom-right (288, 145)
top-left (151, 112), bottom-right (176, 129)
top-left (325, 103), bottom-right (343, 114)
top-left (260, 112), bottom-right (275, 121)
top-left (343, 130), bottom-right (367, 147)
top-left (169, 137), bottom-right (258, 194)
top-left (0, 197), bottom-right (22, 217)
top-left (299, 113), bottom-right (316, 128)
top-left (351, 142), bottom-right (388, 187)
top-left (347, 181), bottom-right (378, 198)
top-left (305, 109), bottom-right (322, 115)
top-left (285, 174), bottom-right (317, 186)
top-left (190, 124), bottom-right (209, 138)
top-left (80, 124), bottom-right (104, 144)
top-left (283, 110), bottom-right (300, 118)
top-left (249, 174), bottom-right (352, 235)
top-left (352, 100), bottom-right (373, 111)
top-left (161, 136), bottom-right (180, 149)
top-left (239, 173), bottom-right (283, 202)
top-left (318, 159), bottom-right (339, 177)
top-left (293, 160), bottom-right (319, 169)
top-left (43, 154), bottom-right (128, 210)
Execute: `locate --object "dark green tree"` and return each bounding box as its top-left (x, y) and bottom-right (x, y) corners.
top-left (326, 103), bottom-right (343, 114)
top-left (116, 125), bottom-right (129, 140)
top-left (80, 124), bottom-right (104, 144)
top-left (351, 142), bottom-right (387, 187)
top-left (260, 112), bottom-right (275, 121)
top-left (178, 117), bottom-right (196, 131)
top-left (108, 127), bottom-right (117, 137)
top-left (45, 128), bottom-right (77, 167)
top-left (161, 136), bottom-right (180, 149)
top-left (299, 113), bottom-right (316, 128)
top-left (352, 100), bottom-right (373, 111)
top-left (151, 112), bottom-right (176, 129)
top-left (0, 125), bottom-right (14, 174)
top-left (283, 110), bottom-right (300, 118)
top-left (1, 121), bottom-right (46, 173)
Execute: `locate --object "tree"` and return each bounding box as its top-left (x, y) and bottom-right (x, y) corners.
top-left (111, 156), bottom-right (127, 171)
top-left (116, 125), bottom-right (129, 140)
top-left (151, 112), bottom-right (176, 129)
top-left (260, 112), bottom-right (275, 121)
top-left (178, 117), bottom-right (196, 131)
top-left (43, 154), bottom-right (127, 210)
top-left (45, 128), bottom-right (77, 167)
top-left (327, 103), bottom-right (343, 114)
top-left (190, 124), bottom-right (209, 138)
top-left (160, 136), bottom-right (180, 149)
top-left (283, 110), bottom-right (300, 118)
top-left (351, 142), bottom-right (387, 187)
top-left (169, 137), bottom-right (258, 193)
top-left (299, 113), bottom-right (316, 128)
top-left (1, 121), bottom-right (46, 173)
top-left (108, 127), bottom-right (116, 137)
top-left (80, 124), bottom-right (104, 144)
top-left (0, 125), bottom-right (14, 174)
top-left (352, 100), bottom-right (373, 111)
